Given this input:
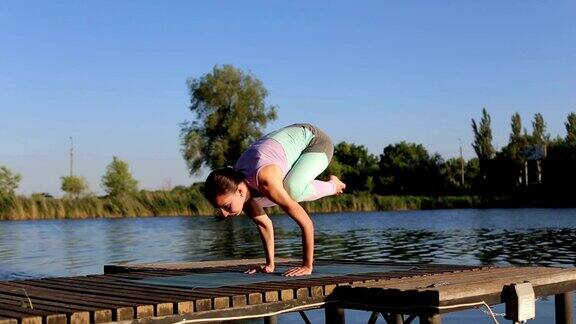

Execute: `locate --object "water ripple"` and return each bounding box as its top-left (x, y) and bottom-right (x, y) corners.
top-left (1, 209), bottom-right (576, 279)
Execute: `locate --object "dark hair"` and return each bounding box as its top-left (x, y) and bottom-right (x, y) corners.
top-left (203, 167), bottom-right (246, 205)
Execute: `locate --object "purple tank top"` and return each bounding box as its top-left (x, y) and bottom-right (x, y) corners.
top-left (234, 137), bottom-right (289, 190)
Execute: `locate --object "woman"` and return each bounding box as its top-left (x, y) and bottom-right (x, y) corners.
top-left (203, 123), bottom-right (346, 276)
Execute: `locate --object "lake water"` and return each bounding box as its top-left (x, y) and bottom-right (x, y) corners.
top-left (1, 208), bottom-right (575, 323)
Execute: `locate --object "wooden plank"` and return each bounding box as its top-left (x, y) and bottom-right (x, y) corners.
top-left (296, 287), bottom-right (309, 299)
top-left (230, 295), bottom-right (247, 308)
top-left (196, 286), bottom-right (263, 305)
top-left (24, 279), bottom-right (178, 318)
top-left (0, 290), bottom-right (110, 321)
top-left (54, 278), bottom-right (245, 316)
top-left (324, 283), bottom-right (337, 295)
top-left (213, 296), bottom-right (230, 310)
top-left (1, 261), bottom-right (572, 324)
top-left (100, 262), bottom-right (471, 303)
top-left (248, 279), bottom-right (312, 299)
top-left (0, 282), bottom-right (135, 322)
top-left (0, 318), bottom-right (18, 324)
top-left (54, 276), bottom-right (222, 302)
top-left (353, 267), bottom-right (565, 291)
top-left (307, 273), bottom-right (406, 287)
top-left (0, 290), bottom-right (102, 312)
top-left (233, 283), bottom-right (278, 302)
top-left (380, 267), bottom-right (549, 290)
top-left (103, 259), bottom-right (479, 278)
top-left (49, 277), bottom-right (194, 304)
top-left (104, 258), bottom-right (299, 273)
top-left (50, 279), bottom-right (176, 317)
top-left (194, 286), bottom-right (262, 305)
top-left (0, 310), bottom-right (41, 324)
top-left (248, 282), bottom-right (294, 301)
top-left (11, 279), bottom-right (162, 304)
top-left (194, 299), bottom-right (212, 312)
top-left (433, 269), bottom-right (576, 301)
top-left (0, 281), bottom-right (135, 308)
top-left (0, 297), bottom-right (90, 324)
top-left (311, 285), bottom-right (324, 298)
top-left (0, 303), bottom-right (67, 324)
top-left (314, 259), bottom-right (483, 269)
top-left (85, 273), bottom-right (269, 309)
top-left (0, 299), bottom-right (111, 324)
top-left (17, 279), bottom-right (180, 315)
top-left (433, 280), bottom-right (576, 315)
top-left (426, 267), bottom-right (566, 290)
top-left (65, 278), bottom-right (227, 314)
top-left (332, 268), bottom-right (576, 316)
top-left (102, 272), bottom-right (175, 280)
top-left (155, 303), bottom-right (174, 317)
top-left (0, 282), bottom-right (135, 321)
top-left (175, 300), bottom-right (193, 315)
top-left (205, 284), bottom-right (272, 303)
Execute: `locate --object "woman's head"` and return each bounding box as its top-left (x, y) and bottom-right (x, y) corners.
top-left (203, 167), bottom-right (247, 219)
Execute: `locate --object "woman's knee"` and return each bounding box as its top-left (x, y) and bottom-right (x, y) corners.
top-left (283, 178), bottom-right (307, 201)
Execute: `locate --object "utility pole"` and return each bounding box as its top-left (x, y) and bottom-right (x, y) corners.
top-left (69, 136), bottom-right (74, 177)
top-left (459, 138), bottom-right (465, 187)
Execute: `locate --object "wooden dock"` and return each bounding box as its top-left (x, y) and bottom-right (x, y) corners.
top-left (0, 258), bottom-right (575, 324)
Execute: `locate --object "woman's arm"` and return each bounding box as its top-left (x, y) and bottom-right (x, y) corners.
top-left (258, 165), bottom-right (314, 276)
top-left (243, 198), bottom-right (275, 273)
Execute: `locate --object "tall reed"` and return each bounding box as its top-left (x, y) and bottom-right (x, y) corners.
top-left (1, 190), bottom-right (486, 221)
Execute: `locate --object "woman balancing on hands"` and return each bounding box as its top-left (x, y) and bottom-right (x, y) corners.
top-left (203, 123), bottom-right (346, 277)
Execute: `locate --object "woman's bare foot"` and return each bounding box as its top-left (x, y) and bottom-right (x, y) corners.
top-left (329, 175), bottom-right (346, 194)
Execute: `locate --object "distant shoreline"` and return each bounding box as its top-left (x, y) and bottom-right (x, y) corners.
top-left (1, 190), bottom-right (574, 221)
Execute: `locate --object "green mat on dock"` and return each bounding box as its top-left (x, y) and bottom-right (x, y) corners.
top-left (133, 264), bottom-right (416, 289)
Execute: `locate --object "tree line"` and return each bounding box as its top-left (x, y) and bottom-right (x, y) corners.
top-left (180, 65), bottom-right (576, 204)
top-left (2, 64), bottom-right (575, 220)
top-left (323, 109), bottom-right (576, 200)
top-left (0, 156), bottom-right (138, 200)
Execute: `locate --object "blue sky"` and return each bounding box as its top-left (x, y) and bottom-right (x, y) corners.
top-left (1, 1), bottom-right (575, 196)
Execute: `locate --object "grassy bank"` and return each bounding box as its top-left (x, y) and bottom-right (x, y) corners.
top-left (0, 188), bottom-right (211, 221)
top-left (0, 187), bottom-right (491, 221)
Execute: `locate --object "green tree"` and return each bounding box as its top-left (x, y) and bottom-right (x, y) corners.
top-left (499, 113), bottom-right (529, 186)
top-left (180, 65), bottom-right (278, 173)
top-left (530, 112), bottom-right (549, 145)
top-left (441, 157), bottom-right (464, 190)
top-left (378, 142), bottom-right (444, 195)
top-left (325, 142), bottom-right (379, 192)
top-left (101, 156), bottom-right (138, 197)
top-left (465, 158), bottom-right (481, 189)
top-left (503, 113), bottom-right (529, 162)
top-left (60, 176), bottom-right (89, 199)
top-left (471, 108), bottom-right (495, 181)
top-left (0, 166), bottom-right (21, 196)
top-left (565, 112), bottom-right (576, 146)
top-left (511, 112), bottom-right (522, 140)
top-left (471, 108), bottom-right (495, 161)
top-left (544, 136), bottom-right (576, 195)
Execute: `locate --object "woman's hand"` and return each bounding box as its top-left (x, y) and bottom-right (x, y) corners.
top-left (283, 265), bottom-right (313, 277)
top-left (245, 264), bottom-right (275, 274)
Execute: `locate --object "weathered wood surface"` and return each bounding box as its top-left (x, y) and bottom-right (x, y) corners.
top-left (1, 259), bottom-right (575, 324)
top-left (103, 258), bottom-right (301, 273)
top-left (333, 266), bottom-right (576, 315)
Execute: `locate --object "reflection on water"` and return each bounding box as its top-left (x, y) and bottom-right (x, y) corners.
top-left (1, 208), bottom-right (575, 279)
top-left (0, 208), bottom-right (575, 324)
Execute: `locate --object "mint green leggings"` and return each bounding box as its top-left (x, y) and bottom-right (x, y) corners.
top-left (269, 124), bottom-right (336, 202)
